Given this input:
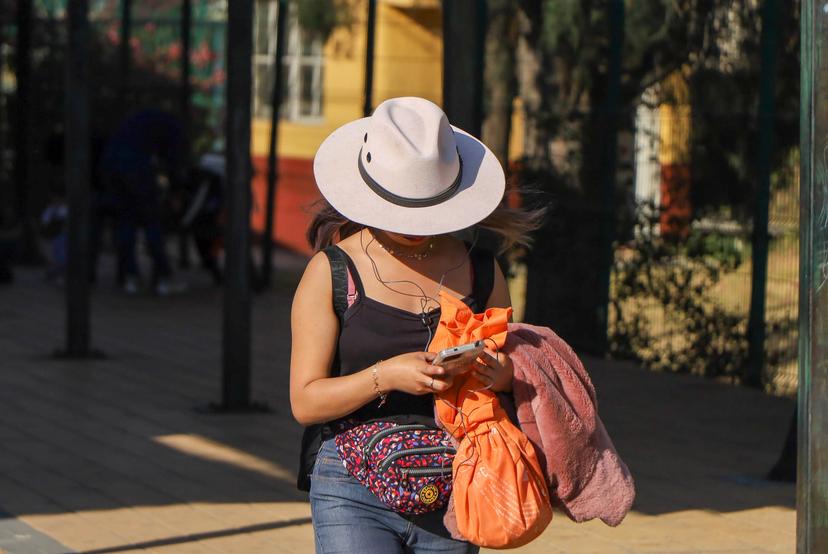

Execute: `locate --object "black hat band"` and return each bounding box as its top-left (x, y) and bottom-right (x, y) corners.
top-left (357, 146), bottom-right (463, 208)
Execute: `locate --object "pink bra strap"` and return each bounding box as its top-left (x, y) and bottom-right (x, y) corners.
top-left (346, 267), bottom-right (358, 308)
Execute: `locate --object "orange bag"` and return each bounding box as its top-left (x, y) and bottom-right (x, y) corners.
top-left (430, 292), bottom-right (552, 548)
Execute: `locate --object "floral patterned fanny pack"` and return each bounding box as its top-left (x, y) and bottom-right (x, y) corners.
top-left (334, 420), bottom-right (456, 514)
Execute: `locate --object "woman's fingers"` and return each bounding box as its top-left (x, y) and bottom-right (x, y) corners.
top-left (472, 360), bottom-right (499, 388)
top-left (419, 365), bottom-right (453, 392)
top-left (421, 364), bottom-right (446, 377)
top-left (473, 368), bottom-right (495, 385)
top-left (419, 374), bottom-right (452, 392)
top-left (479, 350), bottom-right (502, 368)
top-left (427, 377), bottom-right (452, 392)
top-left (473, 359), bottom-right (494, 375)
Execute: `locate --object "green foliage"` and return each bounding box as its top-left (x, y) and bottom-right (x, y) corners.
top-left (687, 1), bottom-right (800, 217)
top-left (610, 204), bottom-right (749, 379)
top-left (295, 0), bottom-right (352, 41)
top-left (685, 229), bottom-right (746, 271)
top-left (541, 1), bottom-right (581, 51)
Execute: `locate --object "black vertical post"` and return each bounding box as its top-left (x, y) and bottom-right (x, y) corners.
top-left (14, 0), bottom-right (36, 262)
top-left (0, 26), bottom-right (6, 217)
top-left (178, 0), bottom-right (193, 268)
top-left (595, 0), bottom-right (624, 355)
top-left (262, 0), bottom-right (288, 287)
top-left (746, 0), bottom-right (781, 388)
top-left (799, 2), bottom-right (828, 549)
top-left (0, 16), bottom-right (5, 159)
top-left (222, 0), bottom-right (254, 409)
top-left (363, 0), bottom-right (377, 117)
top-left (65, 0), bottom-right (92, 357)
top-left (441, 0), bottom-right (486, 136)
top-left (180, 0), bottom-right (192, 138)
top-left (119, 0), bottom-right (132, 113)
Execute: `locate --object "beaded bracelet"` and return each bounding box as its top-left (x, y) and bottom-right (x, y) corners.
top-left (372, 360), bottom-right (388, 407)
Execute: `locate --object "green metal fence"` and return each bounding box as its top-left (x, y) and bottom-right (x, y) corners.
top-left (609, 105), bottom-right (800, 396)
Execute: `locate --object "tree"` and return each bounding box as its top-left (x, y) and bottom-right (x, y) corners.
top-left (512, 1), bottom-right (733, 351)
top-left (481, 0), bottom-right (518, 166)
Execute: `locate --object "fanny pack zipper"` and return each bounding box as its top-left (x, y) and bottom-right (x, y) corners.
top-left (401, 466), bottom-right (454, 478)
top-left (363, 424), bottom-right (432, 458)
top-left (378, 446), bottom-right (456, 473)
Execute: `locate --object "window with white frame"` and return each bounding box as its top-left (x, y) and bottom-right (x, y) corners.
top-left (253, 1), bottom-right (324, 121)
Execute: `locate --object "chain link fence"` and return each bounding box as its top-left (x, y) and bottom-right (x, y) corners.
top-left (609, 99), bottom-right (799, 396)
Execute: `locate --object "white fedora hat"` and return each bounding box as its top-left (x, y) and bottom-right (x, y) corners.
top-left (313, 96), bottom-right (505, 236)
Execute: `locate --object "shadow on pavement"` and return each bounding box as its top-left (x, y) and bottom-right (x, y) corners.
top-left (77, 517), bottom-right (314, 554)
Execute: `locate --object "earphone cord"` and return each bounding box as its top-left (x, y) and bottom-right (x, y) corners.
top-left (360, 228), bottom-right (479, 351)
top-left (360, 228), bottom-right (489, 467)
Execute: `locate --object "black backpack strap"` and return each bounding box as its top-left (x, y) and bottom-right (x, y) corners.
top-left (299, 248), bottom-right (349, 492)
top-left (469, 247), bottom-right (495, 310)
top-left (322, 246), bottom-right (349, 324)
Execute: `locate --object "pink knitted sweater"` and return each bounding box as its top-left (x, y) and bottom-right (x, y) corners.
top-left (505, 322), bottom-right (635, 526)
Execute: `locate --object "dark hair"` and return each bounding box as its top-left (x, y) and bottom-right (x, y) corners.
top-left (306, 200), bottom-right (366, 252)
top-left (305, 190), bottom-right (546, 254)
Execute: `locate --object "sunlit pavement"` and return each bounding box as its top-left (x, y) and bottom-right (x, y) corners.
top-left (0, 259), bottom-right (795, 553)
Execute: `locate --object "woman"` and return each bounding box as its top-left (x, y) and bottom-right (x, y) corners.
top-left (290, 97), bottom-right (541, 553)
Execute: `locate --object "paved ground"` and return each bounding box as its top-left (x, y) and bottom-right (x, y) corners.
top-left (0, 254), bottom-right (796, 553)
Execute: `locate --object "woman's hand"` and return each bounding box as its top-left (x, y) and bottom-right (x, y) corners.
top-left (380, 351), bottom-right (454, 395)
top-left (472, 349), bottom-right (514, 392)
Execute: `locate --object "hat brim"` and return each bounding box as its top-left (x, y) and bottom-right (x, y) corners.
top-left (313, 117), bottom-right (505, 236)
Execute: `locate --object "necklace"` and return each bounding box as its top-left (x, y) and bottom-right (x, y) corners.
top-left (371, 230), bottom-right (435, 260)
top-left (361, 229), bottom-right (474, 351)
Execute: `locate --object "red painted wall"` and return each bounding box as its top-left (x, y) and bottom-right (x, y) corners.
top-left (659, 163), bottom-right (692, 240)
top-left (250, 156), bottom-right (319, 256)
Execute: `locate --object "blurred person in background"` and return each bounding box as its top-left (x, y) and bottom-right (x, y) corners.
top-left (100, 109), bottom-right (189, 295)
top-left (42, 130), bottom-right (108, 285)
top-left (39, 191), bottom-right (68, 284)
top-left (178, 152), bottom-right (225, 285)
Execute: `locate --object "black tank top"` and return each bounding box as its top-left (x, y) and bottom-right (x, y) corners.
top-left (296, 244), bottom-right (495, 491)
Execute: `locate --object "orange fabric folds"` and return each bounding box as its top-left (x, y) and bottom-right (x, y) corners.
top-left (430, 292), bottom-right (552, 548)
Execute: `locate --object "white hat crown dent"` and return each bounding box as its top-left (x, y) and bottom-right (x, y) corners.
top-left (361, 97), bottom-right (461, 201)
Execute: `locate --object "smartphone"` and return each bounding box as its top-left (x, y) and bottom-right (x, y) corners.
top-left (433, 340), bottom-right (485, 374)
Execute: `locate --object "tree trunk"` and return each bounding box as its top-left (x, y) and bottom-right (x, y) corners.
top-left (481, 0), bottom-right (516, 167)
top-left (514, 2), bottom-right (549, 170)
top-left (517, 1), bottom-right (612, 352)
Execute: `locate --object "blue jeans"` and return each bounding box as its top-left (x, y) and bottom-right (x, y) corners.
top-left (309, 438), bottom-right (478, 554)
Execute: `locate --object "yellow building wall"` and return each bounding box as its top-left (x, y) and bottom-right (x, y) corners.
top-left (658, 71), bottom-right (691, 165)
top-left (251, 1), bottom-right (444, 160)
top-left (373, 3), bottom-right (442, 105)
top-left (251, 7), bottom-right (365, 158)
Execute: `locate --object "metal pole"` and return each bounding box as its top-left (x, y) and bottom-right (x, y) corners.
top-left (178, 0), bottom-right (193, 268)
top-left (746, 0), bottom-right (781, 388)
top-left (595, 0), bottom-right (624, 354)
top-left (13, 0), bottom-right (36, 262)
top-left (363, 0), bottom-right (377, 117)
top-left (180, 0), bottom-right (192, 139)
top-left (441, 0), bottom-right (486, 137)
top-left (262, 0), bottom-right (288, 287)
top-left (65, 0), bottom-right (92, 357)
top-left (222, 0), bottom-right (254, 409)
top-left (799, 2), bottom-right (828, 549)
top-left (119, 0), bottom-right (132, 113)
top-left (0, 20), bottom-right (6, 220)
